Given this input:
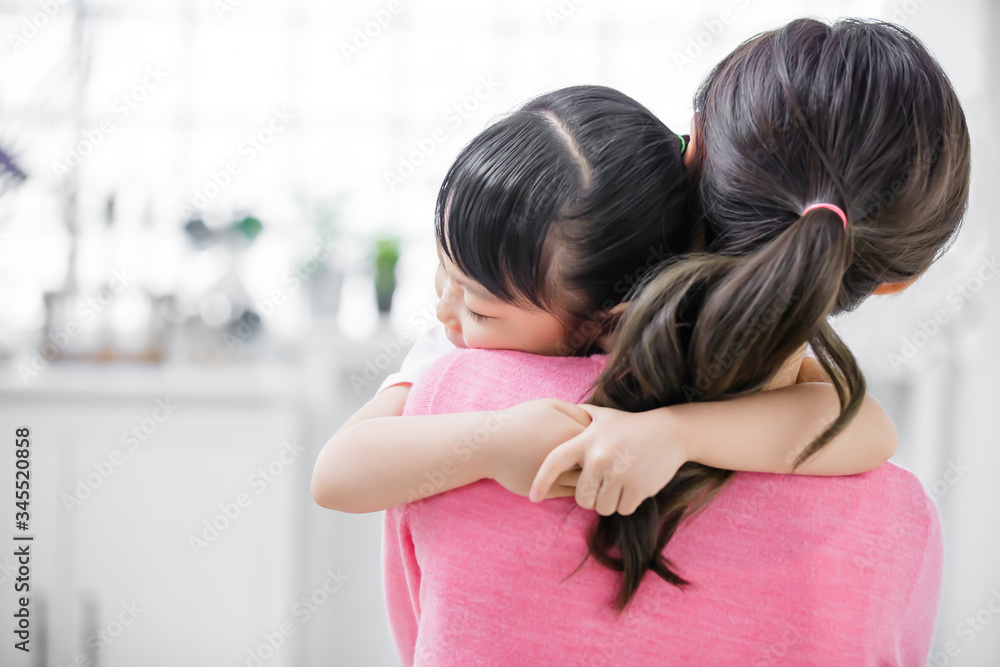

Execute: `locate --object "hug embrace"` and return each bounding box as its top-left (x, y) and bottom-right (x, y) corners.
top-left (313, 17), bottom-right (971, 666)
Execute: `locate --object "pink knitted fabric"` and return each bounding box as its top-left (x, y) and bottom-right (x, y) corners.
top-left (382, 348), bottom-right (943, 666)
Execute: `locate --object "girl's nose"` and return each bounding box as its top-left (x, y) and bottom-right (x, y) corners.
top-left (436, 283), bottom-right (462, 332)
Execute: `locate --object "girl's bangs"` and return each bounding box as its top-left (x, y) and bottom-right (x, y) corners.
top-left (435, 118), bottom-right (576, 308)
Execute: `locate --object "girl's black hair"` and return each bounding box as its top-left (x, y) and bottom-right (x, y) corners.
top-left (435, 85), bottom-right (692, 354)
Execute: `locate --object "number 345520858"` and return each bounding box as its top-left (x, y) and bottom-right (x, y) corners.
top-left (15, 427), bottom-right (30, 520)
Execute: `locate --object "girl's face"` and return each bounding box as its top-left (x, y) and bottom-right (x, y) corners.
top-left (435, 247), bottom-right (570, 356)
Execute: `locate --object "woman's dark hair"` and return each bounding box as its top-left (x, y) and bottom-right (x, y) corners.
top-left (586, 19), bottom-right (971, 610)
top-left (435, 85), bottom-right (692, 354)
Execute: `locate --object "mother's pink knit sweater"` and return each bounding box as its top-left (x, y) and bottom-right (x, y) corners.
top-left (383, 348), bottom-right (942, 666)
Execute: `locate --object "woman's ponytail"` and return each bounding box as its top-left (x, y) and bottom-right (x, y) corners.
top-left (586, 206), bottom-right (866, 611)
top-left (581, 16), bottom-right (971, 610)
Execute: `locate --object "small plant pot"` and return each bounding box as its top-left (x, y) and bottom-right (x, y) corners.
top-left (375, 280), bottom-right (396, 314)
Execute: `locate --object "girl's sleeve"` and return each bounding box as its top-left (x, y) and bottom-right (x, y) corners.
top-left (378, 323), bottom-right (456, 393)
top-left (894, 493), bottom-right (945, 665)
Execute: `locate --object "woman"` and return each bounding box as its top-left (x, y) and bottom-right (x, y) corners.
top-left (328, 18), bottom-right (970, 665)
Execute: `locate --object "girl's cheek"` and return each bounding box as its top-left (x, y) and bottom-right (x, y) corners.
top-left (459, 321), bottom-right (488, 348)
top-left (459, 318), bottom-right (501, 350)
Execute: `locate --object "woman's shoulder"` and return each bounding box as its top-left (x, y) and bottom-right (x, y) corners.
top-left (728, 462), bottom-right (939, 530)
top-left (411, 347), bottom-right (603, 386)
top-left (444, 347), bottom-right (605, 375)
top-left (409, 348), bottom-right (606, 413)
top-left (720, 462), bottom-right (942, 576)
top-left (849, 462), bottom-right (942, 525)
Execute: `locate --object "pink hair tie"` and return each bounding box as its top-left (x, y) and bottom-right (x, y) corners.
top-left (802, 203), bottom-right (848, 229)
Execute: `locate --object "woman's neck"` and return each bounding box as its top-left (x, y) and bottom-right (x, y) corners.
top-left (763, 343), bottom-right (809, 390)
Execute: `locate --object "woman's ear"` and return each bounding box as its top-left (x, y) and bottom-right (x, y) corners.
top-left (684, 114), bottom-right (699, 169)
top-left (872, 277), bottom-right (919, 296)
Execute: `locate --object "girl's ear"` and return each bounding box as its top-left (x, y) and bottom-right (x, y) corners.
top-left (872, 276), bottom-right (919, 296)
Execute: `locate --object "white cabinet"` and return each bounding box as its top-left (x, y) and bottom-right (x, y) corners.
top-left (0, 321), bottom-right (405, 667)
top-left (0, 363), bottom-right (304, 667)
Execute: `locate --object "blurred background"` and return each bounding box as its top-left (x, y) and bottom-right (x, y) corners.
top-left (0, 0), bottom-right (996, 665)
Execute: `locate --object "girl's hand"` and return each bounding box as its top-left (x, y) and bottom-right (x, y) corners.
top-left (530, 405), bottom-right (689, 516)
top-left (488, 398), bottom-right (593, 499)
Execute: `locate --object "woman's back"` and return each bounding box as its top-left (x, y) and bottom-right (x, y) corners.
top-left (383, 348), bottom-right (941, 666)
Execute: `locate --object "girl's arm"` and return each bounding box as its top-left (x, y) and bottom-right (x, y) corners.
top-left (675, 381), bottom-right (896, 475)
top-left (531, 358), bottom-right (897, 515)
top-left (311, 387), bottom-right (589, 514)
top-left (317, 358), bottom-right (896, 516)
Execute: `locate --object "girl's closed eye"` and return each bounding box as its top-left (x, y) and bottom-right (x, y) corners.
top-left (465, 306), bottom-right (491, 323)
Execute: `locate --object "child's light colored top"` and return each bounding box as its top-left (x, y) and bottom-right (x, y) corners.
top-left (378, 324), bottom-right (455, 393)
top-left (383, 348), bottom-right (942, 666)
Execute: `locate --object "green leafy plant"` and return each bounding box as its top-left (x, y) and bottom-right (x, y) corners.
top-left (374, 236), bottom-right (401, 313)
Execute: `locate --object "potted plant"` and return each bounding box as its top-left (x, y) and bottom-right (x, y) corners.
top-left (374, 236), bottom-right (400, 314)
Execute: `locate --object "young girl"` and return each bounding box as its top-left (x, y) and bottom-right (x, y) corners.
top-left (311, 86), bottom-right (896, 519)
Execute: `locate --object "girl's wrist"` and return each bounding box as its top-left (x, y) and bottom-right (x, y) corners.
top-left (651, 404), bottom-right (700, 464)
top-left (474, 409), bottom-right (512, 481)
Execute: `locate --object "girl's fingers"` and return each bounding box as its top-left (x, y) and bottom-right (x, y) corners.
top-left (553, 469), bottom-right (581, 487)
top-left (544, 484), bottom-right (577, 499)
top-left (549, 400), bottom-right (594, 427)
top-left (616, 487), bottom-right (647, 516)
top-left (594, 477), bottom-right (622, 516)
top-left (575, 466), bottom-right (603, 511)
top-left (530, 434), bottom-right (588, 502)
